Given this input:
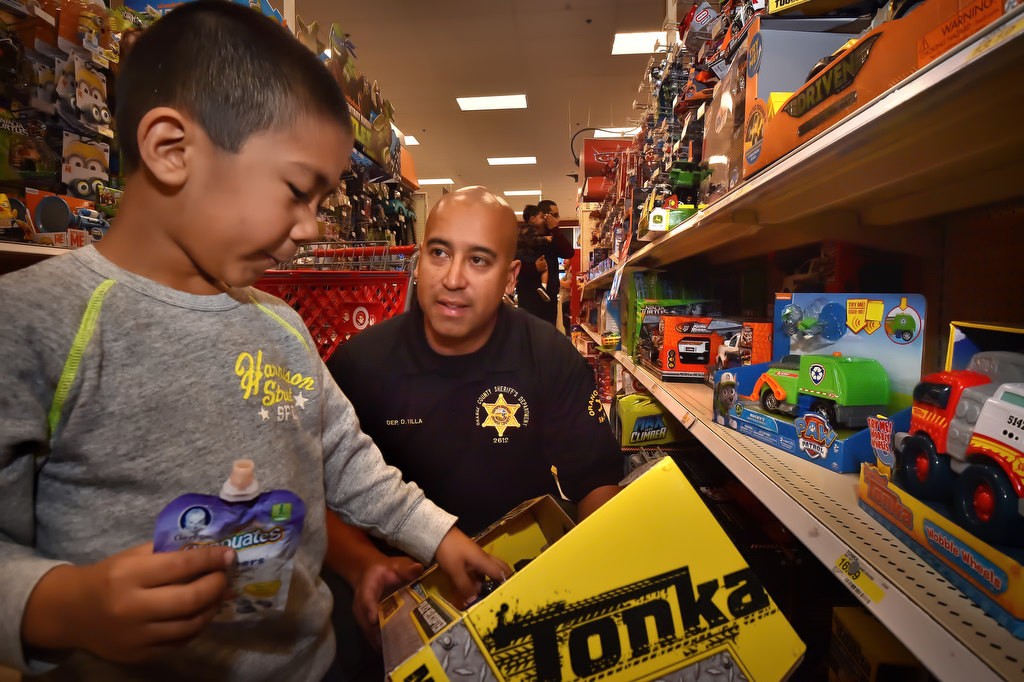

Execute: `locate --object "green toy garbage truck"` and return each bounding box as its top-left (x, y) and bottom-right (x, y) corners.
top-left (743, 353), bottom-right (889, 428)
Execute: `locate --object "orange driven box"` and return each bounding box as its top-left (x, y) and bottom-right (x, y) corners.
top-left (749, 0), bottom-right (1021, 177)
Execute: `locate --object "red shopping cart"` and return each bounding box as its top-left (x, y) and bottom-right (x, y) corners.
top-left (254, 241), bottom-right (416, 361)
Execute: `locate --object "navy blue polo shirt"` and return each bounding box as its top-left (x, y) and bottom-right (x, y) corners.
top-left (327, 303), bottom-right (621, 536)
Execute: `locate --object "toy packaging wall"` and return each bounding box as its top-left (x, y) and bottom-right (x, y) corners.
top-left (0, 0), bottom-right (420, 253)
top-left (571, 0), bottom-right (1024, 672)
top-left (579, 0), bottom-right (1022, 283)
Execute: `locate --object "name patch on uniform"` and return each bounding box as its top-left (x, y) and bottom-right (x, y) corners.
top-left (476, 386), bottom-right (530, 443)
top-left (384, 417), bottom-right (424, 426)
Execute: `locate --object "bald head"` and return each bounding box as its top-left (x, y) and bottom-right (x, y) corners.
top-left (426, 186), bottom-right (519, 261)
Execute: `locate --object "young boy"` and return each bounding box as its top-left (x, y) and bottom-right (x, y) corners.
top-left (0, 3), bottom-right (507, 679)
top-left (517, 204), bottom-right (552, 302)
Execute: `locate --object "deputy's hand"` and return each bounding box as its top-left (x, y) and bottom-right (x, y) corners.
top-left (535, 256), bottom-right (548, 274)
top-left (352, 556), bottom-right (424, 650)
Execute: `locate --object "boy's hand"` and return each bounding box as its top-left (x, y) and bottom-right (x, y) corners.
top-left (433, 528), bottom-right (512, 608)
top-left (535, 256), bottom-right (547, 274)
top-left (352, 556), bottom-right (424, 650)
top-left (23, 542), bottom-right (235, 664)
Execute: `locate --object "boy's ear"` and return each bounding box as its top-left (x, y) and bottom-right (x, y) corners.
top-left (136, 107), bottom-right (193, 188)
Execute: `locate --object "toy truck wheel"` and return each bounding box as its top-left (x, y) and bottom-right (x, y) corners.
top-left (811, 400), bottom-right (837, 427)
top-left (895, 435), bottom-right (954, 502)
top-left (760, 387), bottom-right (780, 412)
top-left (953, 462), bottom-right (1023, 546)
top-left (901, 330), bottom-right (913, 341)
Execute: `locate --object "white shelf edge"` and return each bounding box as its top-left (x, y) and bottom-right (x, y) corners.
top-left (605, 351), bottom-right (1020, 682)
top-left (0, 242), bottom-right (68, 258)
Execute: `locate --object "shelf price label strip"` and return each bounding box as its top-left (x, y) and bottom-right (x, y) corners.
top-left (833, 549), bottom-right (889, 606)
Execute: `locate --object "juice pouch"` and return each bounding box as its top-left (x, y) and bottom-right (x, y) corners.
top-left (153, 460), bottom-right (306, 623)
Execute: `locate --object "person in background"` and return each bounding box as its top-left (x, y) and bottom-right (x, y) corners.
top-left (0, 4), bottom-right (507, 679)
top-left (516, 199), bottom-right (573, 325)
top-left (516, 204), bottom-right (552, 302)
top-left (323, 186), bottom-right (622, 681)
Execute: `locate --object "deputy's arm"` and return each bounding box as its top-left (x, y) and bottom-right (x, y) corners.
top-left (578, 485), bottom-right (621, 521)
top-left (324, 513), bottom-right (425, 648)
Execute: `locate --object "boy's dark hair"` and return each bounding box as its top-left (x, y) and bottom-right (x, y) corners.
top-left (538, 199), bottom-right (558, 216)
top-left (116, 0), bottom-right (352, 174)
top-left (522, 205), bottom-right (540, 223)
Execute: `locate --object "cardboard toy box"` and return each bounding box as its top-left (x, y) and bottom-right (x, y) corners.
top-left (946, 321), bottom-right (1024, 371)
top-left (638, 316), bottom-right (724, 382)
top-left (752, 0), bottom-right (1024, 176)
top-left (712, 293), bottom-right (925, 472)
top-left (613, 392), bottom-right (692, 447)
top-left (858, 463), bottom-right (1024, 638)
top-left (630, 299), bottom-right (721, 362)
top-left (380, 458), bottom-right (805, 681)
top-left (827, 606), bottom-right (929, 682)
top-left (23, 188), bottom-right (96, 248)
top-left (703, 16), bottom-right (859, 202)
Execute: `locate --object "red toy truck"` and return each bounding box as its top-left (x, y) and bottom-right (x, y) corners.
top-left (894, 352), bottom-right (1024, 545)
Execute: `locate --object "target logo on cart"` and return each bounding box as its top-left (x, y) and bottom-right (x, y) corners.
top-left (352, 306), bottom-right (371, 330)
top-left (339, 303), bottom-right (382, 333)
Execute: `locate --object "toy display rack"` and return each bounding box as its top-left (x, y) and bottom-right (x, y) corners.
top-left (584, 6), bottom-right (1024, 287)
top-left (580, 323), bottom-right (1023, 682)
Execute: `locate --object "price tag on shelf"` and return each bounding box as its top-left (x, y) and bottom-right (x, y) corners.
top-left (833, 550), bottom-right (887, 605)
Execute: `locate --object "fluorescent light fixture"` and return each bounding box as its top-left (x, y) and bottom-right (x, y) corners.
top-left (612, 31), bottom-right (665, 55)
top-left (488, 156), bottom-right (536, 166)
top-left (418, 178), bottom-right (455, 186)
top-left (503, 190), bottom-right (542, 197)
top-left (594, 127), bottom-right (640, 138)
top-left (322, 48), bottom-right (332, 58)
top-left (404, 135), bottom-right (420, 146)
top-left (707, 155), bottom-right (729, 166)
top-left (457, 94), bottom-right (528, 111)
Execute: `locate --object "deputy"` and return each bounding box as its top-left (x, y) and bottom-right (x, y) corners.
top-left (322, 186), bottom-right (622, 680)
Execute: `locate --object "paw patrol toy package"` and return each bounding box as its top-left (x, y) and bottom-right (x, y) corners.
top-left (713, 293), bottom-right (925, 472)
top-left (154, 459), bottom-right (306, 622)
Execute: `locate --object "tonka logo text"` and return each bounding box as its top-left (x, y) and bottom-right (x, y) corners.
top-left (481, 566), bottom-right (771, 682)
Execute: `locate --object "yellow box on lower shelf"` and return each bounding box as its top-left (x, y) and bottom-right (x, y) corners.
top-left (380, 458), bottom-right (805, 680)
top-left (858, 464), bottom-right (1024, 637)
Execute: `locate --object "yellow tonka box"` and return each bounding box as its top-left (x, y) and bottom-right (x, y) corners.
top-left (380, 458), bottom-right (806, 681)
top-left (946, 321), bottom-right (1024, 371)
top-left (858, 463), bottom-right (1024, 638)
top-left (828, 606), bottom-right (928, 682)
top-left (751, 0), bottom-right (1023, 177)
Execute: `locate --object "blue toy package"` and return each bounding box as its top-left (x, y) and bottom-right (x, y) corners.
top-left (153, 460), bottom-right (306, 622)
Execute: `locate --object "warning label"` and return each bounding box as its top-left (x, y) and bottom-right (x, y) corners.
top-left (918, 0), bottom-right (1001, 67)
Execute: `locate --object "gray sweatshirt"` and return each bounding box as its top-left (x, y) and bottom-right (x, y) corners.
top-left (0, 246), bottom-right (456, 680)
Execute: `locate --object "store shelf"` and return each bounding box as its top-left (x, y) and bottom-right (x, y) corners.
top-left (0, 241), bottom-right (68, 274)
top-left (584, 7), bottom-right (1024, 290)
top-left (584, 266), bottom-right (616, 291)
top-left (607, 351), bottom-right (1023, 681)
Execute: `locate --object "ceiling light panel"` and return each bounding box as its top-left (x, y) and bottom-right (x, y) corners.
top-left (593, 127), bottom-right (640, 138)
top-left (611, 31), bottom-right (665, 55)
top-left (404, 136), bottom-right (420, 146)
top-left (488, 157), bottom-right (537, 166)
top-left (503, 190), bottom-right (542, 196)
top-left (418, 178), bottom-right (455, 185)
top-left (457, 94), bottom-right (528, 111)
